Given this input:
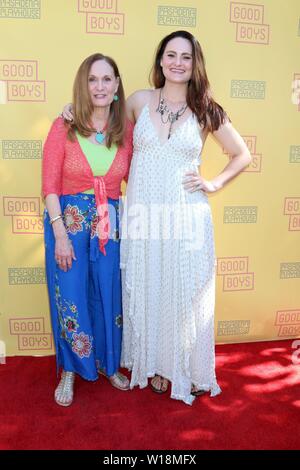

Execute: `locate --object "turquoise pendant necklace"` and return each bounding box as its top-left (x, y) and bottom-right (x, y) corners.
top-left (95, 123), bottom-right (107, 144)
top-left (95, 131), bottom-right (105, 144)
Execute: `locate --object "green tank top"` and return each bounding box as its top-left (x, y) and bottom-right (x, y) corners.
top-left (76, 132), bottom-right (117, 194)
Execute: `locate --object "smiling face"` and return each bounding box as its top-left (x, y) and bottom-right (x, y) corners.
top-left (160, 36), bottom-right (193, 85)
top-left (88, 59), bottom-right (119, 108)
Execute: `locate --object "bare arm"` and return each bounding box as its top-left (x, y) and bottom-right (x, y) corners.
top-left (64, 99), bottom-right (136, 123)
top-left (210, 121), bottom-right (252, 190)
top-left (183, 121), bottom-right (251, 193)
top-left (45, 194), bottom-right (67, 239)
top-left (45, 194), bottom-right (76, 272)
top-left (42, 118), bottom-right (75, 271)
top-left (126, 93), bottom-right (136, 123)
top-left (126, 89), bottom-right (152, 124)
top-left (62, 90), bottom-right (151, 124)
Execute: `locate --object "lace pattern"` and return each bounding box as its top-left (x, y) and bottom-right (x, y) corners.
top-left (120, 105), bottom-right (221, 405)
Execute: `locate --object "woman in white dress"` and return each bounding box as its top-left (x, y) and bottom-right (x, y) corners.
top-left (62, 31), bottom-right (251, 405)
top-left (120, 31), bottom-right (251, 405)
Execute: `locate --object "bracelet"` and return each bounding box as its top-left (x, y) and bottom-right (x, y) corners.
top-left (50, 214), bottom-right (63, 225)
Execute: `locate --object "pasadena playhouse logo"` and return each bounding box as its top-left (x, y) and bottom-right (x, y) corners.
top-left (3, 196), bottom-right (43, 234)
top-left (0, 60), bottom-right (46, 103)
top-left (280, 262), bottom-right (300, 279)
top-left (283, 197), bottom-right (300, 231)
top-left (290, 146), bottom-right (300, 164)
top-left (230, 2), bottom-right (270, 44)
top-left (1, 140), bottom-right (42, 159)
top-left (77, 0), bottom-right (125, 35)
top-left (217, 319), bottom-right (250, 337)
top-left (157, 5), bottom-right (197, 27)
top-left (8, 267), bottom-right (45, 285)
top-left (225, 135), bottom-right (262, 172)
top-left (223, 206), bottom-right (257, 224)
top-left (0, 0), bottom-right (40, 19)
top-left (275, 309), bottom-right (300, 338)
top-left (231, 79), bottom-right (265, 100)
top-left (217, 256), bottom-right (254, 292)
top-left (9, 317), bottom-right (52, 351)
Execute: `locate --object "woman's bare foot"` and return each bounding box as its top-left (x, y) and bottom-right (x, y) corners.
top-left (191, 384), bottom-right (206, 396)
top-left (150, 375), bottom-right (169, 394)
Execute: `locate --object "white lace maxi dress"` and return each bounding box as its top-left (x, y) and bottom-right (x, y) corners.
top-left (120, 104), bottom-right (221, 405)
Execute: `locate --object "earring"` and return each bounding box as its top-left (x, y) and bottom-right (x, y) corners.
top-left (113, 94), bottom-right (119, 102)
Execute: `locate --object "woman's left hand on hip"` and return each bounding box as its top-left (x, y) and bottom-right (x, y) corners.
top-left (182, 171), bottom-right (217, 193)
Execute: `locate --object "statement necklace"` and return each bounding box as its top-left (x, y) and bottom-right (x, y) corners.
top-left (156, 89), bottom-right (188, 139)
top-left (95, 123), bottom-right (107, 144)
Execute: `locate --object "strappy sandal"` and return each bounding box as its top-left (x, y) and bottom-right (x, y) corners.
top-left (54, 371), bottom-right (75, 407)
top-left (150, 375), bottom-right (169, 394)
top-left (99, 369), bottom-right (130, 391)
top-left (191, 384), bottom-right (206, 397)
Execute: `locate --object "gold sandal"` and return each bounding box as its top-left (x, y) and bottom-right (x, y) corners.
top-left (54, 371), bottom-right (75, 407)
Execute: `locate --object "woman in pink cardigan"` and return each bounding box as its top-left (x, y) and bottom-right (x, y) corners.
top-left (42, 53), bottom-right (133, 406)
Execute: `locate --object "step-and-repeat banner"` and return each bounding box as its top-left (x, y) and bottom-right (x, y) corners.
top-left (0, 0), bottom-right (299, 359)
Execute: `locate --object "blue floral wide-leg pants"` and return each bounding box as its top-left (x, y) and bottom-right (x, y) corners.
top-left (44, 193), bottom-right (122, 381)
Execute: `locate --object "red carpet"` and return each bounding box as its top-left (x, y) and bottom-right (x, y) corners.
top-left (1, 340), bottom-right (300, 450)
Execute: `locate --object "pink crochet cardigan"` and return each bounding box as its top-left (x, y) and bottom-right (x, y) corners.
top-left (42, 117), bottom-right (133, 254)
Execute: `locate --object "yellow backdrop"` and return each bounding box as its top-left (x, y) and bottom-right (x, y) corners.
top-left (0, 0), bottom-right (299, 359)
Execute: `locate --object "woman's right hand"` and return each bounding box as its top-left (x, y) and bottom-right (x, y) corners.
top-left (55, 235), bottom-right (76, 272)
top-left (62, 103), bottom-right (74, 121)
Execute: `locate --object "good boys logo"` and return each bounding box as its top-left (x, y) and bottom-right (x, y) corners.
top-left (9, 317), bottom-right (52, 351)
top-left (217, 256), bottom-right (254, 291)
top-left (3, 196), bottom-right (43, 234)
top-left (78, 0), bottom-right (125, 35)
top-left (0, 60), bottom-right (46, 102)
top-left (292, 74), bottom-right (300, 110)
top-left (275, 310), bottom-right (300, 338)
top-left (230, 2), bottom-right (270, 44)
top-left (284, 197), bottom-right (300, 231)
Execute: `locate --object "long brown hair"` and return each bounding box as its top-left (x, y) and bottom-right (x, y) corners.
top-left (150, 31), bottom-right (228, 132)
top-left (67, 53), bottom-right (126, 147)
